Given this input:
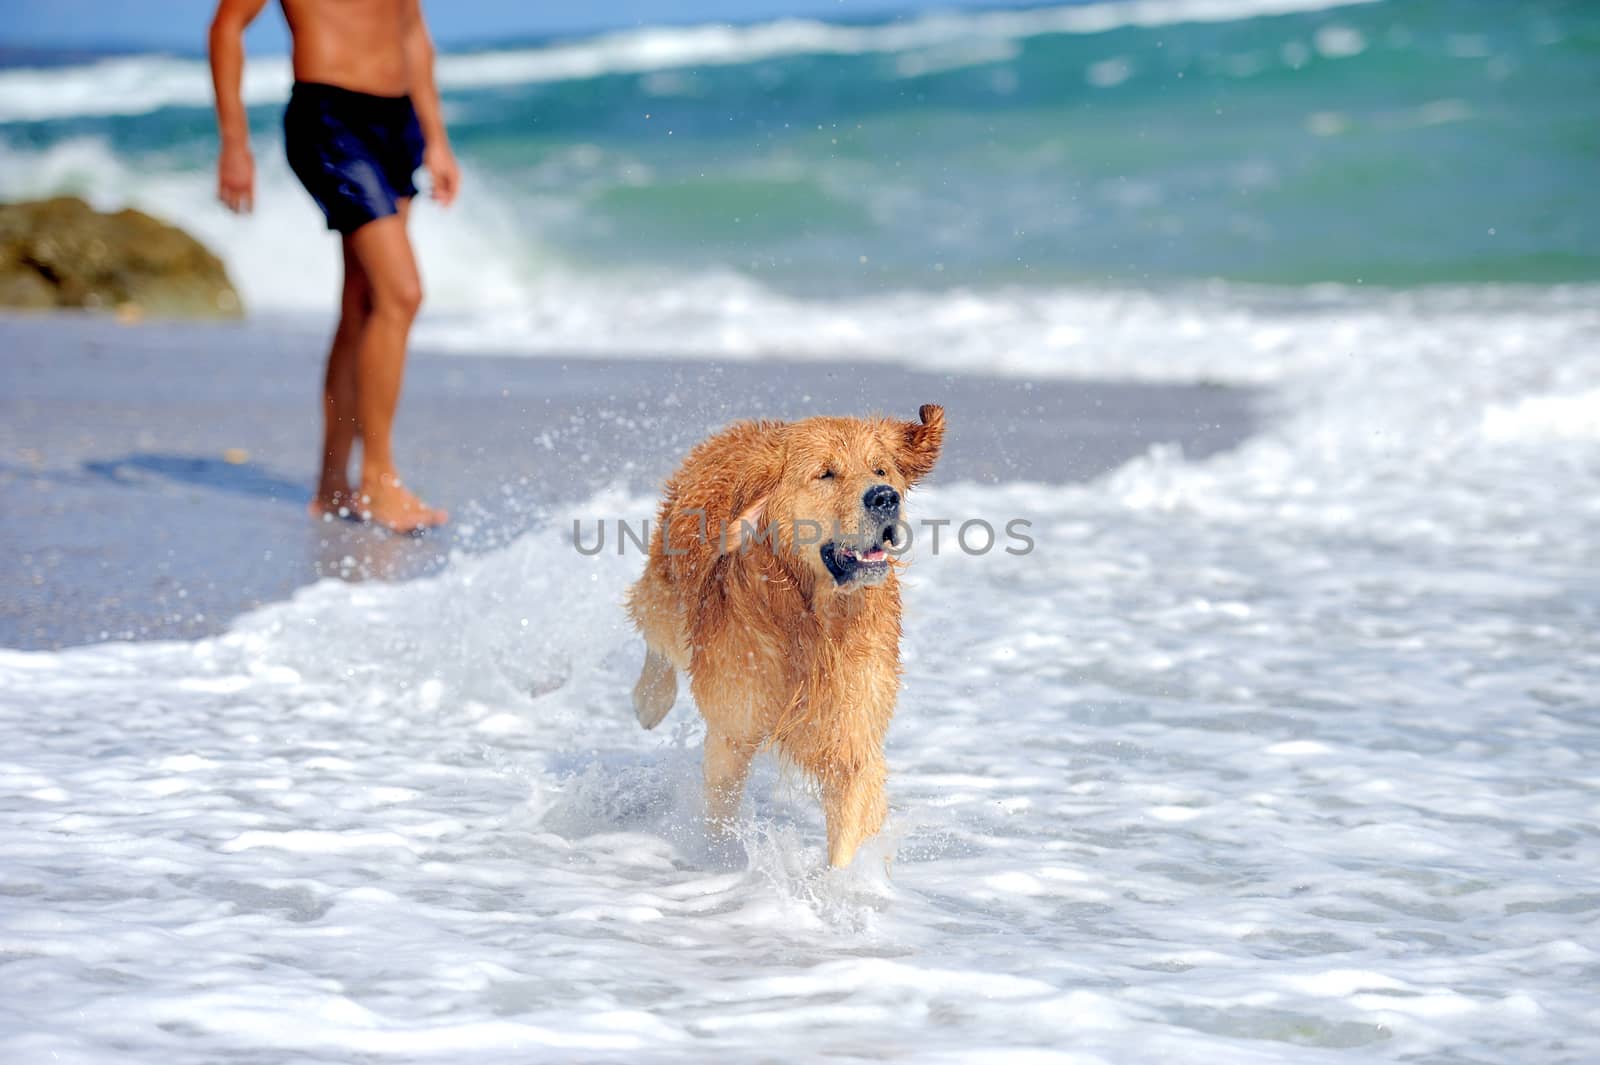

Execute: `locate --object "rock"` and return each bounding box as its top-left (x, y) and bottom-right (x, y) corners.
top-left (0, 196), bottom-right (243, 318)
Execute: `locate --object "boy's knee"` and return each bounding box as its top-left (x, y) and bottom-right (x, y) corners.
top-left (375, 277), bottom-right (423, 320)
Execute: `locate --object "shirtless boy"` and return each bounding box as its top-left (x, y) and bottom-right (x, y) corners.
top-left (209, 0), bottom-right (461, 531)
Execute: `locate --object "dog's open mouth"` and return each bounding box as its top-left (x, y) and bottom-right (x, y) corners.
top-left (821, 525), bottom-right (898, 586)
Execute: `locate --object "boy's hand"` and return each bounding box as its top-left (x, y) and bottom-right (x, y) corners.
top-left (425, 142), bottom-right (460, 207)
top-left (218, 141), bottom-right (255, 214)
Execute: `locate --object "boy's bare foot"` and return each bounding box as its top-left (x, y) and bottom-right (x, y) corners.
top-left (309, 479), bottom-right (357, 521)
top-left (354, 471), bottom-right (448, 533)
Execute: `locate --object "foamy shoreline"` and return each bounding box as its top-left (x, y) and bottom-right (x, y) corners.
top-left (0, 311), bottom-right (1256, 649)
top-left (2, 275), bottom-right (1596, 1062)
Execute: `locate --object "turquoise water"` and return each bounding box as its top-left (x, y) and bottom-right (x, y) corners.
top-left (1, 0), bottom-right (1596, 297)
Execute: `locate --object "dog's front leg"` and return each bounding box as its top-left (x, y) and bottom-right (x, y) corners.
top-left (821, 756), bottom-right (887, 868)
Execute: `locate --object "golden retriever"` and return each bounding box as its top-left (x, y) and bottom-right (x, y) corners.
top-left (626, 404), bottom-right (945, 867)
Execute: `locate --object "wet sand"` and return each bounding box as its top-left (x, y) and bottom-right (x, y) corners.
top-left (0, 313), bottom-right (1257, 649)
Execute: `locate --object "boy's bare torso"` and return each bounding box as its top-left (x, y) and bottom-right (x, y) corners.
top-left (280, 0), bottom-right (414, 95)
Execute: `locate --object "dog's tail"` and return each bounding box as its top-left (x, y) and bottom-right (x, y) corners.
top-left (632, 649), bottom-right (678, 729)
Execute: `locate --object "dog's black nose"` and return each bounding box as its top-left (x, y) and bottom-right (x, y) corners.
top-left (863, 483), bottom-right (900, 516)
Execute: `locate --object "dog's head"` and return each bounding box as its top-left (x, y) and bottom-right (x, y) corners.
top-left (727, 404), bottom-right (944, 594)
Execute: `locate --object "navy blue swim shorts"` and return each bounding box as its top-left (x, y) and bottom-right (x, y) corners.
top-left (284, 81), bottom-right (424, 234)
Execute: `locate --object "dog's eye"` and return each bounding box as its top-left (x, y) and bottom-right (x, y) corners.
top-left (818, 469), bottom-right (835, 480)
top-left (874, 467), bottom-right (886, 477)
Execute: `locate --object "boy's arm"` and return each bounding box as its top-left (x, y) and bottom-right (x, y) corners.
top-left (209, 0), bottom-right (270, 214)
top-left (405, 1), bottom-right (460, 207)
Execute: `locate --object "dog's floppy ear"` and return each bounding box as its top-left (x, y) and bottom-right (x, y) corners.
top-left (721, 425), bottom-right (784, 554)
top-left (896, 403), bottom-right (945, 485)
top-left (662, 420), bottom-right (785, 583)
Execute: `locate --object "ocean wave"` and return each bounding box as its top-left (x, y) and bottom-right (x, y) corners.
top-left (409, 280), bottom-right (1600, 391)
top-left (0, 54), bottom-right (294, 124)
top-left (5, 134), bottom-right (1596, 390)
top-left (0, 0), bottom-right (1380, 123)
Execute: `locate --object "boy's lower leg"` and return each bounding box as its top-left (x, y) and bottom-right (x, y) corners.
top-left (311, 248), bottom-right (369, 516)
top-left (344, 205), bottom-right (447, 531)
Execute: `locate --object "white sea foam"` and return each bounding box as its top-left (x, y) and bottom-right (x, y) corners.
top-left (0, 0), bottom-right (1382, 122)
top-left (2, 279), bottom-right (1598, 1061)
top-left (410, 278), bottom-right (1600, 392)
top-left (1482, 387), bottom-right (1600, 443)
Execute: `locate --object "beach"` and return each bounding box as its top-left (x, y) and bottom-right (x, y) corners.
top-left (3, 0), bottom-right (1600, 1061)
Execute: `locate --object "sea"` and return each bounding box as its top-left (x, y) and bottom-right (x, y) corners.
top-left (2, 0), bottom-right (1599, 1062)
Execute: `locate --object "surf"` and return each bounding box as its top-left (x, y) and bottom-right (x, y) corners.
top-left (4, 0), bottom-right (1597, 297)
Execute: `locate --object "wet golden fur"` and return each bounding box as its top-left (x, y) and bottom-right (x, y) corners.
top-left (626, 405), bottom-right (944, 867)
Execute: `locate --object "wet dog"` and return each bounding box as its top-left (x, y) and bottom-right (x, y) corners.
top-left (626, 405), bottom-right (944, 867)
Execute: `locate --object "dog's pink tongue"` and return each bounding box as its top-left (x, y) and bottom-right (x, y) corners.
top-left (864, 548), bottom-right (886, 561)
